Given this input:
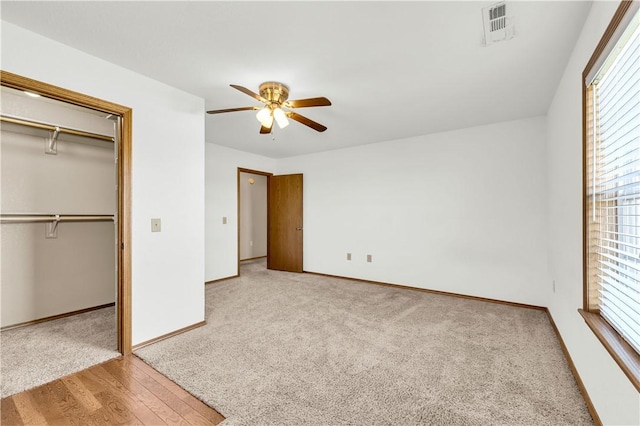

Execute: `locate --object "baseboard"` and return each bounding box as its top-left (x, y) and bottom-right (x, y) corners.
top-left (205, 275), bottom-right (239, 285)
top-left (304, 271), bottom-right (546, 311)
top-left (240, 256), bottom-right (267, 262)
top-left (545, 310), bottom-right (601, 425)
top-left (132, 321), bottom-right (206, 351)
top-left (1, 302), bottom-right (116, 331)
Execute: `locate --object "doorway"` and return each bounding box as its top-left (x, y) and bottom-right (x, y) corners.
top-left (239, 170), bottom-right (269, 262)
top-left (0, 71), bottom-right (132, 354)
top-left (237, 168), bottom-right (304, 275)
top-left (237, 168), bottom-right (272, 275)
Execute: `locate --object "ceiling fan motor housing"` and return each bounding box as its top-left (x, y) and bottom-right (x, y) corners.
top-left (259, 82), bottom-right (289, 106)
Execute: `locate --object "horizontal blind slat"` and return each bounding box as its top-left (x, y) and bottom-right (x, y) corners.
top-left (600, 305), bottom-right (640, 352)
top-left (601, 306), bottom-right (640, 342)
top-left (598, 274), bottom-right (640, 306)
top-left (598, 119), bottom-right (639, 158)
top-left (597, 244), bottom-right (640, 261)
top-left (599, 80), bottom-right (639, 120)
top-left (598, 33), bottom-right (640, 93)
top-left (600, 299), bottom-right (640, 341)
top-left (600, 157), bottom-right (640, 179)
top-left (597, 266), bottom-right (640, 293)
top-left (596, 263), bottom-right (639, 287)
top-left (598, 169), bottom-right (640, 187)
top-left (592, 193), bottom-right (640, 203)
top-left (600, 238), bottom-right (640, 250)
top-left (596, 180), bottom-right (640, 195)
top-left (600, 76), bottom-right (639, 111)
top-left (597, 254), bottom-right (640, 275)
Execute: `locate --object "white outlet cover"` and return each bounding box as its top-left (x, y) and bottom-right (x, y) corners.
top-left (151, 218), bottom-right (161, 232)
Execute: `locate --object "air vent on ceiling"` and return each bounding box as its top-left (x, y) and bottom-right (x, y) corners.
top-left (482, 2), bottom-right (515, 46)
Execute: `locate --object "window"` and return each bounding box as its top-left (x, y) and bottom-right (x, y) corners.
top-left (582, 0), bottom-right (640, 391)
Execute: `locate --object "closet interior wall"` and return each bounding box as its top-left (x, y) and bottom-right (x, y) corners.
top-left (0, 87), bottom-right (117, 328)
top-left (239, 172), bottom-right (267, 260)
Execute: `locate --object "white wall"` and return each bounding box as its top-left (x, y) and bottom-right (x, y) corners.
top-left (205, 144), bottom-right (275, 281)
top-left (1, 222), bottom-right (115, 326)
top-left (277, 116), bottom-right (549, 307)
top-left (239, 172), bottom-right (267, 260)
top-left (546, 2), bottom-right (640, 424)
top-left (1, 22), bottom-right (206, 345)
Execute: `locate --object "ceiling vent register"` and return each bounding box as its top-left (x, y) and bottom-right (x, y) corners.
top-left (482, 2), bottom-right (515, 46)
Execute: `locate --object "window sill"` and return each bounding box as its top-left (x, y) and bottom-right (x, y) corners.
top-left (579, 309), bottom-right (640, 392)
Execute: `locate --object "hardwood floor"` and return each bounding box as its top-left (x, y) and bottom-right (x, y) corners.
top-left (1, 355), bottom-right (225, 425)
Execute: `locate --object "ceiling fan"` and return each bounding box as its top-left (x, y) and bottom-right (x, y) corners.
top-left (206, 82), bottom-right (331, 134)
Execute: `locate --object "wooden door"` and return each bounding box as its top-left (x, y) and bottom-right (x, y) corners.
top-left (268, 174), bottom-right (303, 272)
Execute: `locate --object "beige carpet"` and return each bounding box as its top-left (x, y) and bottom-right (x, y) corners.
top-left (136, 260), bottom-right (593, 425)
top-left (0, 306), bottom-right (119, 398)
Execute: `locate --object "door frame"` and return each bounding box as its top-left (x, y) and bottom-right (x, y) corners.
top-left (1, 70), bottom-right (133, 355)
top-left (237, 167), bottom-right (273, 276)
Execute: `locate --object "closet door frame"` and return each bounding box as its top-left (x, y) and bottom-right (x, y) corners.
top-left (1, 70), bottom-right (133, 355)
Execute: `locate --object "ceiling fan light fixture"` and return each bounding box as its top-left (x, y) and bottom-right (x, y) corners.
top-left (273, 107), bottom-right (289, 129)
top-left (256, 107), bottom-right (273, 128)
top-left (207, 83), bottom-right (330, 133)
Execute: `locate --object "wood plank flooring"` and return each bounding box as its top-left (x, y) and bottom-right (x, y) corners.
top-left (1, 355), bottom-right (225, 426)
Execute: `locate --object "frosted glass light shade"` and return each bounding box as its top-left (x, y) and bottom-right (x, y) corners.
top-left (256, 107), bottom-right (273, 127)
top-left (273, 108), bottom-right (289, 128)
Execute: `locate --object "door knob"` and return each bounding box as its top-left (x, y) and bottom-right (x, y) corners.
top-left (296, 227), bottom-right (303, 231)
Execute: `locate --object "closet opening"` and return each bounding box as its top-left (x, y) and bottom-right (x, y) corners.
top-left (0, 71), bottom-right (132, 359)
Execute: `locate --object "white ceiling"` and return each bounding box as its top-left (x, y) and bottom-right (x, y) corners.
top-left (1, 1), bottom-right (592, 158)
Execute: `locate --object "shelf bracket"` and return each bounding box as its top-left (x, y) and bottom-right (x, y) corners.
top-left (45, 215), bottom-right (60, 239)
top-left (46, 127), bottom-right (60, 155)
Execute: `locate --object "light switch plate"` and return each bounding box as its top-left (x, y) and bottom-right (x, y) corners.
top-left (151, 218), bottom-right (161, 232)
top-left (367, 254), bottom-right (372, 263)
top-left (222, 217), bottom-right (227, 224)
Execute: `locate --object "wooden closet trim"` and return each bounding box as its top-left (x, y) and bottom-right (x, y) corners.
top-left (1, 70), bottom-right (133, 355)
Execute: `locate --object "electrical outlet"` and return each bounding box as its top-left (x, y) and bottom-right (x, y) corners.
top-left (552, 280), bottom-right (556, 293)
top-left (367, 254), bottom-right (372, 263)
top-left (222, 217), bottom-right (227, 224)
top-left (347, 253), bottom-right (352, 261)
top-left (151, 218), bottom-right (161, 232)
top-left (250, 240), bottom-right (253, 246)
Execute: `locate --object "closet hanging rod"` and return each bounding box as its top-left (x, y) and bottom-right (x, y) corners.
top-left (0, 115), bottom-right (114, 143)
top-left (0, 214), bottom-right (114, 224)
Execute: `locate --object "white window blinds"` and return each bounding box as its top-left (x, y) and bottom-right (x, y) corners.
top-left (586, 10), bottom-right (640, 354)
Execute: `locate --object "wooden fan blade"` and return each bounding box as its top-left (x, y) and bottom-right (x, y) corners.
top-left (284, 97), bottom-right (332, 108)
top-left (230, 84), bottom-right (268, 103)
top-left (259, 123), bottom-right (272, 134)
top-left (206, 106), bottom-right (259, 114)
top-left (286, 111), bottom-right (327, 132)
